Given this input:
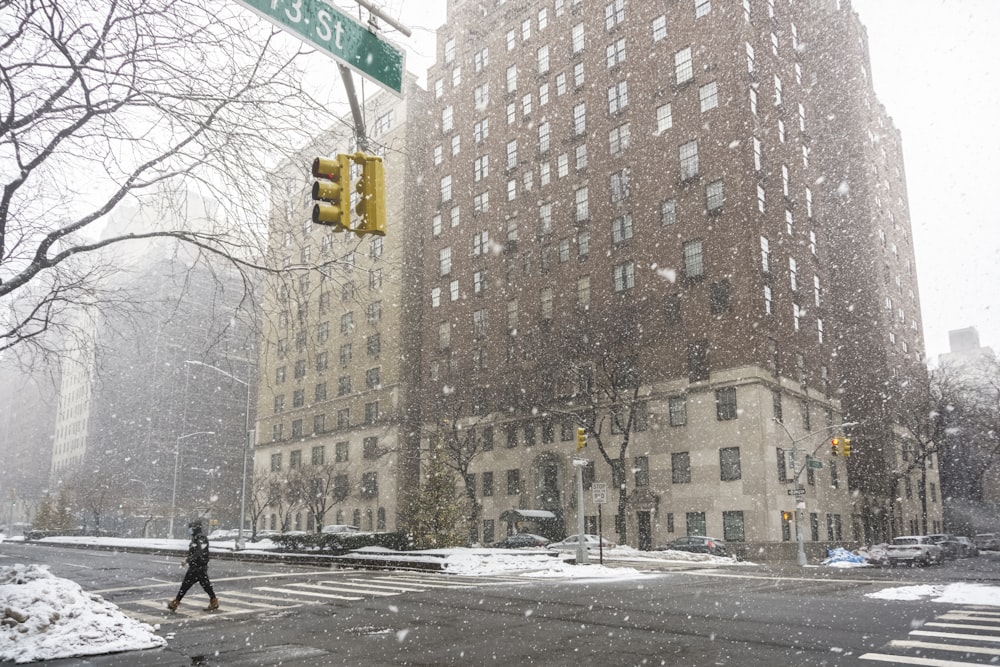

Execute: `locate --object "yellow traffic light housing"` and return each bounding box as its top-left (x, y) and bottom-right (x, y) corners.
top-left (781, 510), bottom-right (793, 522)
top-left (311, 154), bottom-right (352, 232)
top-left (831, 438), bottom-right (840, 457)
top-left (842, 438), bottom-right (852, 457)
top-left (353, 152), bottom-right (386, 237)
top-left (575, 427), bottom-right (587, 451)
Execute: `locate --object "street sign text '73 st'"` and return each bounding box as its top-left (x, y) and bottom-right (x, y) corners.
top-left (233, 0), bottom-right (405, 96)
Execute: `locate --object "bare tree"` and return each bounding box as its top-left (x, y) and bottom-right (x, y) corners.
top-left (1, 0), bottom-right (339, 364)
top-left (246, 466), bottom-right (272, 539)
top-left (287, 461), bottom-right (342, 532)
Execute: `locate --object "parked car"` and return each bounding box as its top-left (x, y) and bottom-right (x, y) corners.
top-left (321, 524), bottom-right (362, 535)
top-left (885, 536), bottom-right (944, 566)
top-left (974, 533), bottom-right (999, 551)
top-left (925, 533), bottom-right (963, 559)
top-left (492, 533), bottom-right (551, 549)
top-left (547, 534), bottom-right (615, 552)
top-left (656, 535), bottom-right (728, 557)
top-left (954, 536), bottom-right (979, 557)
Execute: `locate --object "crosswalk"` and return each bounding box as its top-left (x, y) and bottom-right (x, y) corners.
top-left (121, 571), bottom-right (518, 625)
top-left (861, 606), bottom-right (1000, 665)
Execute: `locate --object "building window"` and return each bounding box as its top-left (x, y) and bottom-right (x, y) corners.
top-left (706, 180), bottom-right (724, 212)
top-left (688, 339), bottom-right (709, 382)
top-left (571, 22), bottom-right (585, 53)
top-left (674, 47), bottom-right (693, 84)
top-left (613, 261), bottom-right (635, 292)
top-left (607, 80), bottom-right (628, 113)
top-left (573, 102), bottom-right (586, 135)
top-left (683, 239), bottom-right (704, 278)
top-left (716, 387), bottom-right (737, 420)
top-left (313, 414), bottom-right (325, 435)
top-left (661, 199), bottom-right (677, 226)
top-left (506, 469), bottom-right (522, 495)
top-left (699, 81), bottom-right (718, 112)
top-left (656, 104), bottom-right (672, 134)
top-left (669, 397), bottom-right (687, 426)
top-left (720, 447), bottom-right (742, 481)
top-left (634, 456), bottom-right (649, 487)
top-left (610, 168), bottom-right (630, 202)
top-left (612, 214), bottom-right (633, 244)
top-left (361, 472), bottom-right (378, 498)
top-left (364, 401), bottom-right (379, 424)
top-left (482, 471), bottom-right (494, 497)
top-left (652, 15), bottom-right (666, 41)
top-left (672, 452), bottom-right (691, 484)
top-left (609, 123), bottom-right (631, 155)
top-left (679, 140), bottom-right (699, 180)
top-left (723, 511), bottom-right (745, 542)
top-left (575, 186), bottom-right (589, 221)
top-left (695, 0), bottom-right (711, 18)
top-left (710, 280), bottom-right (731, 314)
top-left (606, 37), bottom-right (626, 68)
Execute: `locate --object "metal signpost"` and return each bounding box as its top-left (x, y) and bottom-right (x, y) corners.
top-left (592, 483), bottom-right (607, 564)
top-left (233, 0), bottom-right (406, 96)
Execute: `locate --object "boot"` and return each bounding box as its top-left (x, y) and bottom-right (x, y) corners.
top-left (167, 599), bottom-right (180, 611)
top-left (205, 597), bottom-right (219, 611)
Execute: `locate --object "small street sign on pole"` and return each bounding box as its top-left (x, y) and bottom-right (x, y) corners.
top-left (592, 482), bottom-right (608, 505)
top-left (233, 0), bottom-right (406, 95)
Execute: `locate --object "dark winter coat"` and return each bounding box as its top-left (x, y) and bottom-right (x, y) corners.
top-left (186, 533), bottom-right (211, 568)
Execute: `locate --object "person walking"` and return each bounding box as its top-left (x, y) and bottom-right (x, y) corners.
top-left (167, 520), bottom-right (219, 612)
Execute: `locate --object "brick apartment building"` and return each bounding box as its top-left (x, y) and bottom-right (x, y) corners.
top-left (412, 0), bottom-right (937, 552)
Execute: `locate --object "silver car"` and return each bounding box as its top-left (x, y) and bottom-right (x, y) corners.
top-left (885, 536), bottom-right (944, 566)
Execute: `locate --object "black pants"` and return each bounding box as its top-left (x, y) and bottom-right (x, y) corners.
top-left (176, 564), bottom-right (215, 601)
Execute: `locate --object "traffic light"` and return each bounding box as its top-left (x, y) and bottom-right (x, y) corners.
top-left (831, 437), bottom-right (840, 457)
top-left (842, 438), bottom-right (852, 457)
top-left (781, 510), bottom-right (793, 522)
top-left (311, 154), bottom-right (352, 232)
top-left (352, 152), bottom-right (386, 237)
top-left (576, 427), bottom-right (587, 451)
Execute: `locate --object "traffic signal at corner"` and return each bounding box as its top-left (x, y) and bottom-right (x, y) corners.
top-left (310, 152), bottom-right (386, 237)
top-left (353, 152), bottom-right (386, 237)
top-left (831, 438), bottom-right (840, 457)
top-left (842, 438), bottom-right (852, 457)
top-left (781, 510), bottom-right (793, 522)
top-left (311, 154), bottom-right (351, 232)
top-left (576, 427), bottom-right (587, 451)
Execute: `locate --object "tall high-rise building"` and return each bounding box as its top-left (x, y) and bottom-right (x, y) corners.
top-left (412, 0), bottom-right (937, 552)
top-left (254, 76), bottom-right (426, 534)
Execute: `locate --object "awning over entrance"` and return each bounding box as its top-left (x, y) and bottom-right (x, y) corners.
top-left (500, 509), bottom-right (558, 522)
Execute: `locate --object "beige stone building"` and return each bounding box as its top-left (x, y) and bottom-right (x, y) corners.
top-left (253, 77), bottom-right (426, 534)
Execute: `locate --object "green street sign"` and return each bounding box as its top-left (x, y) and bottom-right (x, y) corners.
top-left (234, 0), bottom-right (405, 95)
top-left (807, 458), bottom-right (823, 470)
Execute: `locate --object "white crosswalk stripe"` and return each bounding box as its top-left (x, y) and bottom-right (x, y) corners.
top-left (119, 571), bottom-right (522, 625)
top-left (861, 605), bottom-right (1000, 665)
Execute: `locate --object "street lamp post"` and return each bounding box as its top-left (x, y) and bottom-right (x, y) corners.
top-left (169, 431), bottom-right (215, 538)
top-left (184, 359), bottom-right (253, 550)
top-left (773, 419), bottom-right (859, 566)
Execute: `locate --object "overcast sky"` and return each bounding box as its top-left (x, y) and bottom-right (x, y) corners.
top-left (372, 0), bottom-right (1000, 361)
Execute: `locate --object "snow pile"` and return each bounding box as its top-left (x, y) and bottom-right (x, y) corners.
top-left (441, 549), bottom-right (646, 579)
top-left (0, 564), bottom-right (165, 664)
top-left (822, 547), bottom-right (869, 568)
top-left (867, 582), bottom-right (1000, 605)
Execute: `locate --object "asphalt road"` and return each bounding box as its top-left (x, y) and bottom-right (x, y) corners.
top-left (3, 543), bottom-right (999, 667)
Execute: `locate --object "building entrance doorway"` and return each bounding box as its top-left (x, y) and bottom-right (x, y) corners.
top-left (637, 511), bottom-right (652, 551)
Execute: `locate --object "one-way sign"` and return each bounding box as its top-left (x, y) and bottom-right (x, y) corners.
top-left (234, 0), bottom-right (405, 95)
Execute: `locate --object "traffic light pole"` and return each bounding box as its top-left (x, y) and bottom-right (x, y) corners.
top-left (773, 419), bottom-right (859, 566)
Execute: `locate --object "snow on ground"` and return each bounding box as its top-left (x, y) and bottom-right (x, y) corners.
top-left (866, 582), bottom-right (1000, 606)
top-left (0, 563), bottom-right (166, 665)
top-left (8, 534), bottom-right (997, 664)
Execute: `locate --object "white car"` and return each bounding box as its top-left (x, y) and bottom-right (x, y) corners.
top-left (547, 534), bottom-right (616, 551)
top-left (885, 535), bottom-right (944, 566)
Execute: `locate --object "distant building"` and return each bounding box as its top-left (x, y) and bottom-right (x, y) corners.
top-left (47, 197), bottom-right (257, 536)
